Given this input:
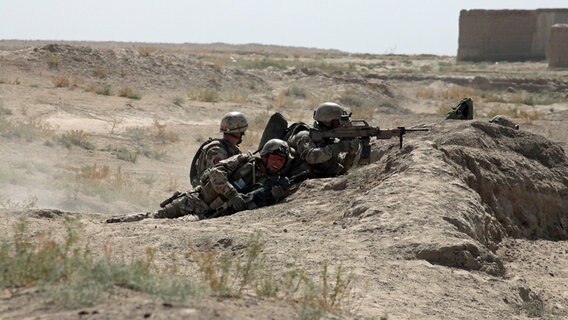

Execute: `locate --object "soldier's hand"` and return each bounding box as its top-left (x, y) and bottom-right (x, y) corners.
top-left (330, 140), bottom-right (351, 155)
top-left (271, 185), bottom-right (286, 199)
top-left (349, 138), bottom-right (360, 152)
top-left (227, 194), bottom-right (246, 211)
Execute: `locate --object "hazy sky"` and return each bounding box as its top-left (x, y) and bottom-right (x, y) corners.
top-left (1, 1), bottom-right (567, 55)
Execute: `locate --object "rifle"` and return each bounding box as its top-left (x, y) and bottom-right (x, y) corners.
top-left (159, 191), bottom-right (183, 208)
top-left (206, 170), bottom-right (310, 219)
top-left (106, 171), bottom-right (311, 223)
top-left (309, 119), bottom-right (428, 162)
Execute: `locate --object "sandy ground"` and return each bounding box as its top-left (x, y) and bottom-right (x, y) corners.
top-left (1, 41), bottom-right (567, 319)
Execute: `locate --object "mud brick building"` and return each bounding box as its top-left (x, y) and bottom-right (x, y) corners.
top-left (457, 9), bottom-right (568, 62)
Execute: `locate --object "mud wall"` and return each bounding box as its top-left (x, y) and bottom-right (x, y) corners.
top-left (547, 24), bottom-right (568, 68)
top-left (457, 9), bottom-right (568, 62)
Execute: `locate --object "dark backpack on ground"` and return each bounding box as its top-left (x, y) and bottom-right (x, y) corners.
top-left (445, 97), bottom-right (474, 120)
top-left (257, 112), bottom-right (311, 151)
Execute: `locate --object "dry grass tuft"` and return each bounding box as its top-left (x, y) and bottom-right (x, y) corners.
top-left (137, 45), bottom-right (158, 57)
top-left (190, 232), bottom-right (356, 317)
top-left (55, 129), bottom-right (94, 150)
top-left (153, 120), bottom-right (179, 144)
top-left (118, 85), bottom-right (142, 100)
top-left (0, 116), bottom-right (55, 142)
top-left (46, 53), bottom-right (60, 70)
top-left (52, 75), bottom-right (71, 88)
top-left (187, 88), bottom-right (220, 102)
top-left (92, 67), bottom-right (108, 79)
top-left (0, 218), bottom-right (203, 309)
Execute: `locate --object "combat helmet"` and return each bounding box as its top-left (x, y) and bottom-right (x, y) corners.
top-left (260, 138), bottom-right (290, 159)
top-left (313, 102), bottom-right (349, 124)
top-left (220, 112), bottom-right (248, 134)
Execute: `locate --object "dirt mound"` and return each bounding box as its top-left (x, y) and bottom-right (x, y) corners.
top-left (25, 44), bottom-right (268, 92)
top-left (286, 121), bottom-right (568, 277)
top-left (435, 121), bottom-right (568, 240)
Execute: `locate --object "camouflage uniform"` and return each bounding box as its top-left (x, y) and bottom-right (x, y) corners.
top-left (287, 126), bottom-right (358, 177)
top-left (162, 154), bottom-right (259, 220)
top-left (286, 102), bottom-right (359, 178)
top-left (158, 142), bottom-right (290, 220)
top-left (105, 139), bottom-right (292, 224)
top-left (193, 139), bottom-right (241, 185)
top-left (190, 111), bottom-right (248, 187)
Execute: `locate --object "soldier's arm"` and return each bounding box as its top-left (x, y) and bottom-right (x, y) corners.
top-left (292, 131), bottom-right (335, 165)
top-left (203, 145), bottom-right (230, 168)
top-left (207, 154), bottom-right (248, 198)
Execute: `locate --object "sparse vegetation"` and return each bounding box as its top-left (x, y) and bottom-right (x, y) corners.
top-left (52, 75), bottom-right (71, 88)
top-left (54, 130), bottom-right (94, 150)
top-left (273, 90), bottom-right (294, 109)
top-left (153, 120), bottom-right (179, 144)
top-left (339, 90), bottom-right (376, 120)
top-left (118, 85), bottom-right (142, 100)
top-left (46, 53), bottom-right (60, 70)
top-left (0, 103), bottom-right (12, 115)
top-left (137, 45), bottom-right (158, 56)
top-left (1, 222), bottom-right (355, 318)
top-left (64, 163), bottom-right (160, 208)
top-left (86, 83), bottom-right (112, 96)
top-left (2, 42), bottom-right (568, 320)
top-left (172, 95), bottom-right (185, 107)
top-left (187, 87), bottom-right (220, 102)
top-left (92, 67), bottom-right (108, 79)
top-left (0, 218), bottom-right (204, 309)
top-left (0, 116), bottom-right (55, 142)
top-left (417, 85), bottom-right (478, 101)
top-left (285, 86), bottom-right (308, 99)
top-left (114, 146), bottom-right (138, 163)
top-left (95, 84), bottom-right (112, 96)
top-left (0, 195), bottom-right (38, 209)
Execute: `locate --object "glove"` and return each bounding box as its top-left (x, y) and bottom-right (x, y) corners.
top-left (271, 185), bottom-right (286, 199)
top-left (329, 140), bottom-right (351, 155)
top-left (227, 193), bottom-right (246, 211)
top-left (348, 138), bottom-right (360, 153)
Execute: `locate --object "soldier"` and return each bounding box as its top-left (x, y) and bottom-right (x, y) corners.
top-left (286, 102), bottom-right (359, 178)
top-left (189, 111), bottom-right (248, 187)
top-left (107, 139), bottom-right (291, 223)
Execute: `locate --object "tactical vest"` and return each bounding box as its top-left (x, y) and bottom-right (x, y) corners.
top-left (199, 154), bottom-right (258, 205)
top-left (189, 138), bottom-right (238, 187)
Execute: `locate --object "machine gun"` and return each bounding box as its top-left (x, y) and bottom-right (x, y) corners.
top-left (309, 118), bottom-right (428, 163)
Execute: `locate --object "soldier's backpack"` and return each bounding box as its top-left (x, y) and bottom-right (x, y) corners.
top-left (445, 97), bottom-right (474, 120)
top-left (257, 112), bottom-right (311, 151)
top-left (189, 138), bottom-right (233, 187)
